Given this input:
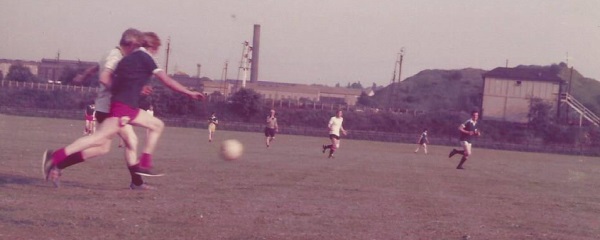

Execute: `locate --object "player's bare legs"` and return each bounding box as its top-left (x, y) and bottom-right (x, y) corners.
top-left (128, 110), bottom-right (164, 171)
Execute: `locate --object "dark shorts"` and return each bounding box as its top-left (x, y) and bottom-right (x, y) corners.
top-left (264, 127), bottom-right (276, 137)
top-left (85, 114), bottom-right (94, 121)
top-left (95, 111), bottom-right (110, 123)
top-left (109, 102), bottom-right (140, 121)
top-left (329, 134), bottom-right (340, 140)
top-left (419, 139), bottom-right (427, 145)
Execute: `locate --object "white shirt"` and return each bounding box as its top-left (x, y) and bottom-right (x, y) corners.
top-left (328, 116), bottom-right (344, 136)
top-left (95, 47), bottom-right (123, 113)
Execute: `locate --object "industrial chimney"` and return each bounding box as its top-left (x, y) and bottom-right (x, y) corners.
top-left (250, 24), bottom-right (260, 83)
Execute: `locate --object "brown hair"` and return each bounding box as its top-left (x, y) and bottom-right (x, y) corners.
top-left (142, 32), bottom-right (162, 49)
top-left (119, 28), bottom-right (142, 48)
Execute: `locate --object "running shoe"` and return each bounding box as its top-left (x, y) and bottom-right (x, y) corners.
top-left (129, 182), bottom-right (157, 190)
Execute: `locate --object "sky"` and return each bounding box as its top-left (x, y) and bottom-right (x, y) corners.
top-left (1, 0), bottom-right (599, 87)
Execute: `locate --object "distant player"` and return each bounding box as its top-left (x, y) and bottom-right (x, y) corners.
top-left (84, 103), bottom-right (96, 135)
top-left (322, 110), bottom-right (347, 158)
top-left (448, 110), bottom-right (480, 169)
top-left (414, 128), bottom-right (429, 154)
top-left (265, 109), bottom-right (278, 148)
top-left (207, 112), bottom-right (218, 142)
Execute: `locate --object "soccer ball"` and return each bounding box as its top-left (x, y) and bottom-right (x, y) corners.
top-left (220, 139), bottom-right (243, 160)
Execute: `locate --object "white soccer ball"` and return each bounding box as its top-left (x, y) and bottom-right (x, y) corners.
top-left (220, 139), bottom-right (243, 160)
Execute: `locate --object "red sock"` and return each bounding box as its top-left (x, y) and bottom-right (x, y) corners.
top-left (51, 148), bottom-right (68, 165)
top-left (57, 152), bottom-right (84, 170)
top-left (139, 153), bottom-right (152, 169)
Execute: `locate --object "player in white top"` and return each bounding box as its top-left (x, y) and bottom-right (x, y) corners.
top-left (322, 110), bottom-right (347, 158)
top-left (414, 128), bottom-right (429, 154)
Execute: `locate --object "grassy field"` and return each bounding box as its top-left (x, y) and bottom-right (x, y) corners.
top-left (1, 114), bottom-right (599, 240)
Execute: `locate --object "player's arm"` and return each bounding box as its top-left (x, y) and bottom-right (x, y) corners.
top-left (73, 65), bottom-right (99, 84)
top-left (458, 124), bottom-right (474, 135)
top-left (274, 119), bottom-right (278, 132)
top-left (153, 70), bottom-right (204, 100)
top-left (340, 125), bottom-right (347, 135)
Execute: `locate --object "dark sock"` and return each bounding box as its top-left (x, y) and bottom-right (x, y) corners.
top-left (329, 149), bottom-right (335, 155)
top-left (128, 164), bottom-right (144, 186)
top-left (457, 156), bottom-right (467, 168)
top-left (57, 152), bottom-right (84, 169)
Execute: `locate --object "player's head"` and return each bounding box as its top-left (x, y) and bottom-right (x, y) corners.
top-left (119, 28), bottom-right (143, 53)
top-left (211, 112), bottom-right (216, 116)
top-left (471, 110), bottom-right (479, 121)
top-left (270, 109), bottom-right (275, 115)
top-left (336, 110), bottom-right (343, 118)
top-left (423, 128), bottom-right (428, 132)
top-left (142, 32), bottom-right (162, 55)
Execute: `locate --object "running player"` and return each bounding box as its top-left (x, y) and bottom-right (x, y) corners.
top-left (448, 110), bottom-right (481, 169)
top-left (322, 110), bottom-right (347, 158)
top-left (45, 28), bottom-right (156, 189)
top-left (84, 103), bottom-right (96, 135)
top-left (265, 109), bottom-right (278, 148)
top-left (207, 112), bottom-right (218, 142)
top-left (414, 128), bottom-right (429, 154)
top-left (42, 31), bottom-right (204, 187)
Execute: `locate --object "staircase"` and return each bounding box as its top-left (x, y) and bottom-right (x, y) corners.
top-left (560, 93), bottom-right (600, 126)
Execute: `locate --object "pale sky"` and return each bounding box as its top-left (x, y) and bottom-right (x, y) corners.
top-left (1, 0), bottom-right (599, 86)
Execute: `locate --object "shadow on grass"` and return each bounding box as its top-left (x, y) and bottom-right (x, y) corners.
top-left (0, 173), bottom-right (90, 189)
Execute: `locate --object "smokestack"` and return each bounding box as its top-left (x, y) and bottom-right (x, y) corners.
top-left (250, 24), bottom-right (260, 83)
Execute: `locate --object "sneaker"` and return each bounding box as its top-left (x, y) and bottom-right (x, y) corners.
top-left (322, 145), bottom-right (327, 153)
top-left (48, 167), bottom-right (61, 187)
top-left (448, 149), bottom-right (457, 158)
top-left (129, 182), bottom-right (157, 190)
top-left (456, 166), bottom-right (465, 170)
top-left (328, 154), bottom-right (335, 159)
top-left (41, 149), bottom-right (54, 180)
top-left (134, 167), bottom-right (165, 177)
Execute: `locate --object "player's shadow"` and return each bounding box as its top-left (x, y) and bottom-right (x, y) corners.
top-left (0, 173), bottom-right (40, 186)
top-left (0, 173), bottom-right (91, 188)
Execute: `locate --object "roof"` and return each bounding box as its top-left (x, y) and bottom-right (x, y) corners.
top-left (484, 67), bottom-right (563, 83)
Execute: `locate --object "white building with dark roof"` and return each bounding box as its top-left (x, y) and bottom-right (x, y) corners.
top-left (482, 67), bottom-right (565, 123)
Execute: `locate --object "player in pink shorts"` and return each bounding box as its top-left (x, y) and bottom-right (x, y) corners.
top-left (42, 31), bottom-right (204, 187)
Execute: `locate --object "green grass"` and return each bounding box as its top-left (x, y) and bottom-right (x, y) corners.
top-left (1, 114), bottom-right (599, 239)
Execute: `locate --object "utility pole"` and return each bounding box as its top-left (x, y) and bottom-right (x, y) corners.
top-left (388, 48), bottom-right (404, 110)
top-left (196, 64), bottom-right (201, 78)
top-left (165, 37), bottom-right (171, 74)
top-left (221, 60), bottom-right (229, 81)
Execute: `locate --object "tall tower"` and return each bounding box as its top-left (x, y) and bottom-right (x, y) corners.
top-left (237, 41), bottom-right (252, 88)
top-left (250, 24), bottom-right (261, 83)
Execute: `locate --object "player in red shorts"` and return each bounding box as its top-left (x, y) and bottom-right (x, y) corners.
top-left (42, 31), bottom-right (204, 187)
top-left (83, 103), bottom-right (96, 135)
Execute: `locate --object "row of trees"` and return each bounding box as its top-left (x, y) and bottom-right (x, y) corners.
top-left (0, 80), bottom-right (598, 154)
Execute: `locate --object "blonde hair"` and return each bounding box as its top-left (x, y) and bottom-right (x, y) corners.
top-left (119, 28), bottom-right (142, 48)
top-left (142, 32), bottom-right (162, 49)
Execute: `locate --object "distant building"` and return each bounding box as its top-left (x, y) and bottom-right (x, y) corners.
top-left (482, 67), bottom-right (564, 123)
top-left (0, 59), bottom-right (39, 77)
top-left (38, 58), bottom-right (97, 82)
top-left (172, 75), bottom-right (362, 105)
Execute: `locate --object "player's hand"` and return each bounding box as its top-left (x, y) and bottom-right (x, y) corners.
top-left (342, 130), bottom-right (348, 136)
top-left (188, 91), bottom-right (205, 101)
top-left (141, 85), bottom-right (154, 96)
